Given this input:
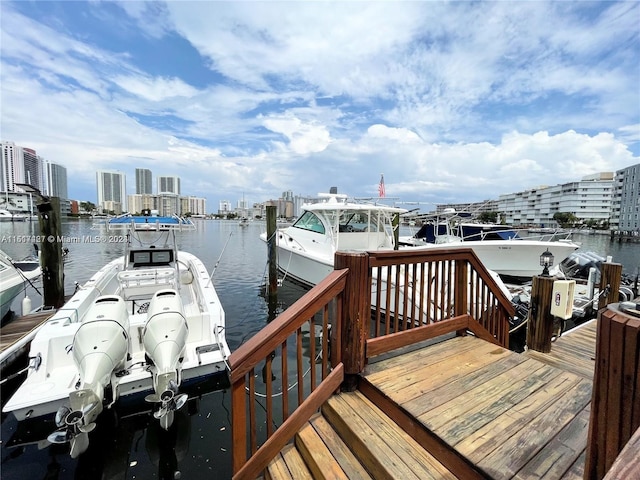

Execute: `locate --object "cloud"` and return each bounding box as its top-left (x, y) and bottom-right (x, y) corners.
top-left (0, 1), bottom-right (638, 211)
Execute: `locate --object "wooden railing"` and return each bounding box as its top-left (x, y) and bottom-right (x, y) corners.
top-left (229, 269), bottom-right (347, 480)
top-left (586, 304), bottom-right (640, 479)
top-left (336, 248), bottom-right (515, 363)
top-left (230, 247), bottom-right (516, 478)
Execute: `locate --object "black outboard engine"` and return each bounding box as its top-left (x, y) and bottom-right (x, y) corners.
top-left (559, 251), bottom-right (605, 279)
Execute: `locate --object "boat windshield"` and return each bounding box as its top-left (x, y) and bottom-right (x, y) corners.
top-left (292, 211), bottom-right (325, 234)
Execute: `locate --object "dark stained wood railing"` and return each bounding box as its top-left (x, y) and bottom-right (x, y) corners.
top-left (358, 247), bottom-right (515, 358)
top-left (586, 304), bottom-right (640, 479)
top-left (229, 269), bottom-right (347, 480)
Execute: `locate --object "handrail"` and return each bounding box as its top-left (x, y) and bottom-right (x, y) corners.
top-left (366, 247), bottom-right (514, 352)
top-left (230, 269), bottom-right (347, 478)
top-left (230, 248), bottom-right (514, 477)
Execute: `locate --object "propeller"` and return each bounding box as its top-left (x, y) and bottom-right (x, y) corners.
top-left (47, 403), bottom-right (97, 457)
top-left (145, 380), bottom-right (188, 420)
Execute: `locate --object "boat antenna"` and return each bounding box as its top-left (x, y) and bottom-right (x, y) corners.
top-left (207, 231), bottom-right (233, 284)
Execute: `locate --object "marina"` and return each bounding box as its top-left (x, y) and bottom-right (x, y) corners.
top-left (0, 218), bottom-right (638, 479)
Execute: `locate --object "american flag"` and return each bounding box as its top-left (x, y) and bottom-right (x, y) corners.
top-left (378, 174), bottom-right (385, 198)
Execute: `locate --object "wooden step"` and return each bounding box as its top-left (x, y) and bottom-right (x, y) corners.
top-left (265, 389), bottom-right (457, 480)
top-left (322, 391), bottom-right (456, 480)
top-left (265, 443), bottom-right (313, 480)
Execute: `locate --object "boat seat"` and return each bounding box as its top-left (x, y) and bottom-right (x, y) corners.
top-left (117, 268), bottom-right (176, 300)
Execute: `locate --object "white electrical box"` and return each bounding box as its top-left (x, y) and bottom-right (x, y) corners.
top-left (550, 280), bottom-right (576, 320)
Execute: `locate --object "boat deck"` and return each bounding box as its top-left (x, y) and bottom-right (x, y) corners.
top-left (267, 320), bottom-right (600, 479)
top-left (0, 310), bottom-right (54, 354)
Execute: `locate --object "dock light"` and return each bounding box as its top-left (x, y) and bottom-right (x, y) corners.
top-left (540, 249), bottom-right (554, 276)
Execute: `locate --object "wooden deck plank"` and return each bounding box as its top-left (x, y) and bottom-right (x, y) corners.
top-left (368, 339), bottom-right (513, 401)
top-left (402, 352), bottom-right (529, 417)
top-left (364, 335), bottom-right (478, 378)
top-left (308, 415), bottom-right (373, 480)
top-left (562, 451), bottom-right (586, 480)
top-left (513, 408), bottom-right (591, 480)
top-left (344, 391), bottom-right (456, 480)
top-left (425, 364), bottom-right (564, 442)
top-left (454, 375), bottom-right (588, 462)
top-left (323, 394), bottom-right (425, 480)
top-left (523, 320), bottom-right (598, 380)
top-left (280, 444), bottom-right (313, 479)
top-left (475, 379), bottom-right (592, 479)
top-left (266, 451), bottom-right (295, 480)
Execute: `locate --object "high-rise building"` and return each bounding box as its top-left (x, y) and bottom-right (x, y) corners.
top-left (1, 141), bottom-right (46, 193)
top-left (136, 168), bottom-right (153, 194)
top-left (96, 170), bottom-right (126, 214)
top-left (157, 175), bottom-right (180, 195)
top-left (611, 163), bottom-right (640, 233)
top-left (46, 162), bottom-right (68, 199)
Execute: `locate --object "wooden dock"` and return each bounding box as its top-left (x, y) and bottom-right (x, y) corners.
top-left (231, 251), bottom-right (639, 480)
top-left (523, 319), bottom-right (597, 380)
top-left (266, 332), bottom-right (593, 479)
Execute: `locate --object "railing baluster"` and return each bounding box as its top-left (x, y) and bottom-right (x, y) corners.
top-left (374, 266), bottom-right (382, 337)
top-left (297, 326), bottom-right (303, 405)
top-left (249, 368), bottom-right (256, 455)
top-left (309, 317), bottom-right (316, 390)
top-left (265, 355), bottom-right (273, 438)
top-left (322, 304), bottom-right (329, 379)
top-left (281, 339), bottom-right (289, 422)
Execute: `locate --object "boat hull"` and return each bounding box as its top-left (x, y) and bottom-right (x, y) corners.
top-left (404, 240), bottom-right (579, 279)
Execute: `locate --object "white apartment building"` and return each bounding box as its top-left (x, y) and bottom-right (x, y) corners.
top-left (497, 173), bottom-right (614, 227)
top-left (181, 196), bottom-right (206, 216)
top-left (127, 194), bottom-right (157, 214)
top-left (1, 141), bottom-right (46, 194)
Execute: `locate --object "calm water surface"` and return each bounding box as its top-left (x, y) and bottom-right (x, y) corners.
top-left (1, 219), bottom-right (307, 480)
top-left (0, 221), bottom-right (637, 479)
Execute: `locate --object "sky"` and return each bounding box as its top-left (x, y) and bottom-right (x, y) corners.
top-left (1, 1), bottom-right (639, 213)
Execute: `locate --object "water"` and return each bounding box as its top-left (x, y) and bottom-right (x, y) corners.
top-left (0, 218), bottom-right (307, 480)
top-left (0, 221), bottom-right (637, 479)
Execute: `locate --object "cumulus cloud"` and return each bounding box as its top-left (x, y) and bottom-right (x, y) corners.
top-left (0, 1), bottom-right (637, 208)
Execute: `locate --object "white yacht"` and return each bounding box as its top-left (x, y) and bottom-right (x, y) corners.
top-left (260, 192), bottom-right (406, 287)
top-left (400, 210), bottom-right (580, 280)
top-left (0, 249), bottom-right (41, 320)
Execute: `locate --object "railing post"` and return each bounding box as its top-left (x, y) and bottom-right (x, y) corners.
top-left (585, 304), bottom-right (640, 479)
top-left (598, 262), bottom-right (623, 310)
top-left (231, 377), bottom-right (247, 475)
top-left (335, 251), bottom-right (370, 390)
top-left (454, 260), bottom-right (469, 337)
top-left (525, 275), bottom-right (556, 353)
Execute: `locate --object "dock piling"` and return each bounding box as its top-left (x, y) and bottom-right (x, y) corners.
top-left (526, 274), bottom-right (556, 353)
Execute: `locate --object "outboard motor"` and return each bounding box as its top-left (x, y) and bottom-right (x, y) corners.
top-left (560, 251), bottom-right (605, 279)
top-left (49, 296), bottom-right (130, 457)
top-left (143, 289), bottom-right (189, 430)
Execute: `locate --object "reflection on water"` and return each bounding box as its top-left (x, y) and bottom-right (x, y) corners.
top-left (0, 219), bottom-right (304, 480)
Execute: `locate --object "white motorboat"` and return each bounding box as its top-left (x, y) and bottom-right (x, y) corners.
top-left (400, 210), bottom-right (580, 280)
top-left (260, 192), bottom-right (407, 287)
top-left (259, 192), bottom-right (514, 323)
top-left (0, 249), bottom-right (41, 320)
top-left (2, 214), bottom-right (230, 458)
